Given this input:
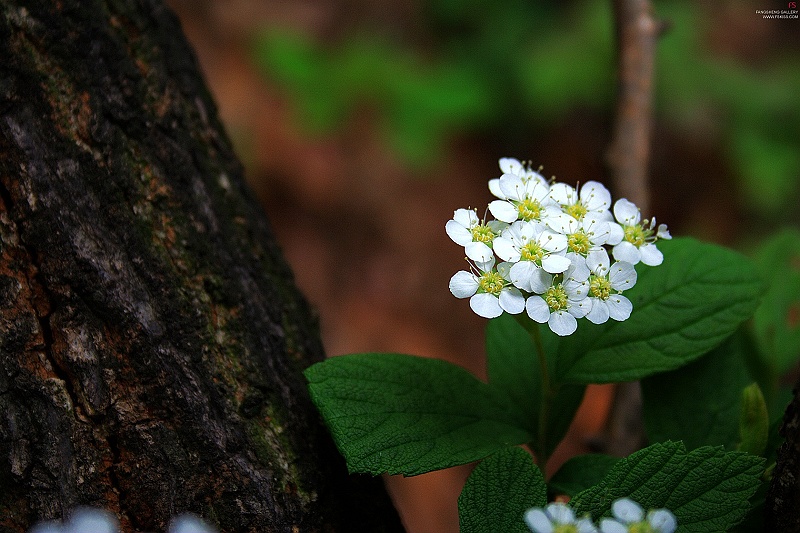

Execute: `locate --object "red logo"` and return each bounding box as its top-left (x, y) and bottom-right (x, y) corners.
top-left (790, 1), bottom-right (797, 8)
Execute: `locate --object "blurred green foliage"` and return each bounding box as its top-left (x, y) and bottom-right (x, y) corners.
top-left (252, 0), bottom-right (799, 214)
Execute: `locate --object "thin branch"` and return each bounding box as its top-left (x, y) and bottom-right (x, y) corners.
top-left (601, 0), bottom-right (660, 458)
top-left (606, 0), bottom-right (660, 214)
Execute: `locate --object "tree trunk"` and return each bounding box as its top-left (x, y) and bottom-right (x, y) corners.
top-left (0, 1), bottom-right (403, 531)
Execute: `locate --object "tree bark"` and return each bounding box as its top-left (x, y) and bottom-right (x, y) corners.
top-left (0, 1), bottom-right (403, 531)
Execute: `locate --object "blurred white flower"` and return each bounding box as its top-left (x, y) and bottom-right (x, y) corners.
top-left (599, 498), bottom-right (677, 533)
top-left (525, 502), bottom-right (598, 533)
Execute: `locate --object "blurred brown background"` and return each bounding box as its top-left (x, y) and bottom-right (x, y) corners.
top-left (164, 1), bottom-right (799, 531)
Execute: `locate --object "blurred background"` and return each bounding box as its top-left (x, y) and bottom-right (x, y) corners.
top-left (164, 0), bottom-right (799, 531)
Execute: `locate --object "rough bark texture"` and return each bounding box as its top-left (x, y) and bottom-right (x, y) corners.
top-left (766, 382), bottom-right (800, 531)
top-left (0, 1), bottom-right (403, 531)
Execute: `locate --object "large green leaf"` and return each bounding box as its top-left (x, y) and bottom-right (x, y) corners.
top-left (556, 238), bottom-right (763, 383)
top-left (752, 228), bottom-right (800, 376)
top-left (571, 441), bottom-right (765, 532)
top-left (547, 454), bottom-right (620, 498)
top-left (458, 447), bottom-right (546, 533)
top-left (642, 330), bottom-right (752, 450)
top-left (304, 353), bottom-right (532, 475)
top-left (486, 314), bottom-right (585, 458)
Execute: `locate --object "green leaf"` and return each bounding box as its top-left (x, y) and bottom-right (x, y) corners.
top-left (304, 353), bottom-right (532, 475)
top-left (486, 314), bottom-right (585, 459)
top-left (752, 228), bottom-right (800, 376)
top-left (738, 383), bottom-right (769, 457)
top-left (642, 330), bottom-right (752, 450)
top-left (571, 441), bottom-right (765, 532)
top-left (547, 454), bottom-right (620, 498)
top-left (458, 447), bottom-right (546, 533)
top-left (556, 238), bottom-right (763, 383)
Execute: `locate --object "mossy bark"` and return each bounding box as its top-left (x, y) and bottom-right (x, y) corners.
top-left (0, 1), bottom-right (403, 531)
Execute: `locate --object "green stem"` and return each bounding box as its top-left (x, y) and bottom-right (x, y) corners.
top-left (514, 314), bottom-right (552, 468)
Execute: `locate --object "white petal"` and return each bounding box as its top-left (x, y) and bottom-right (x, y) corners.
top-left (465, 241), bottom-right (494, 263)
top-left (564, 278), bottom-right (589, 300)
top-left (546, 212), bottom-right (578, 235)
top-left (577, 518), bottom-right (599, 533)
top-left (66, 508), bottom-right (119, 533)
top-left (452, 208), bottom-right (478, 228)
top-left (607, 295), bottom-right (633, 321)
top-left (599, 519), bottom-right (627, 533)
top-left (569, 298), bottom-right (591, 318)
top-left (647, 510), bottom-right (677, 533)
top-left (539, 230), bottom-right (567, 252)
top-left (169, 514), bottom-right (218, 533)
top-left (529, 268), bottom-right (553, 294)
top-left (586, 299), bottom-right (609, 324)
top-left (609, 262), bottom-right (637, 291)
top-left (510, 261), bottom-right (537, 291)
top-left (586, 248), bottom-right (610, 274)
top-left (612, 241), bottom-right (641, 264)
top-left (548, 182), bottom-right (576, 205)
top-left (542, 253), bottom-right (572, 274)
top-left (499, 173), bottom-right (527, 201)
top-left (449, 271), bottom-right (478, 298)
top-left (606, 222), bottom-right (624, 245)
top-left (546, 503), bottom-right (576, 524)
top-left (492, 236), bottom-right (520, 262)
top-left (565, 253), bottom-right (590, 282)
top-left (499, 287), bottom-right (526, 315)
top-left (612, 498), bottom-right (644, 523)
top-left (526, 296), bottom-right (550, 323)
top-left (497, 261), bottom-right (513, 279)
top-left (445, 219), bottom-right (474, 246)
top-left (524, 509), bottom-right (554, 533)
top-left (488, 178), bottom-right (505, 199)
top-left (470, 293), bottom-right (503, 318)
top-left (580, 181), bottom-right (612, 212)
top-left (475, 256), bottom-right (496, 272)
top-left (499, 157), bottom-right (523, 175)
top-left (548, 310), bottom-right (577, 336)
top-left (488, 200), bottom-right (519, 223)
top-left (639, 243), bottom-right (664, 266)
top-left (613, 199), bottom-right (640, 225)
top-left (657, 224), bottom-right (672, 239)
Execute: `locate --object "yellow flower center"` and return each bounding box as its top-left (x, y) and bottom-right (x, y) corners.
top-left (589, 275), bottom-right (612, 300)
top-left (520, 241), bottom-right (544, 263)
top-left (565, 202), bottom-right (588, 220)
top-left (471, 224), bottom-right (496, 244)
top-left (517, 198), bottom-right (543, 222)
top-left (567, 230), bottom-right (592, 255)
top-left (623, 224), bottom-right (651, 247)
top-left (478, 271), bottom-right (505, 295)
top-left (545, 284), bottom-right (569, 311)
top-left (628, 522), bottom-right (656, 533)
top-left (553, 525), bottom-right (579, 533)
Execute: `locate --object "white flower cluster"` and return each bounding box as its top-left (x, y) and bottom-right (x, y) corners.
top-left (447, 158), bottom-right (670, 336)
top-left (525, 498), bottom-right (677, 533)
top-left (29, 507), bottom-right (217, 533)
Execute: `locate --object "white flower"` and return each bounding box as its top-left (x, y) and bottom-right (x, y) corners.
top-left (610, 199), bottom-right (671, 266)
top-left (445, 208), bottom-right (506, 263)
top-left (548, 181), bottom-right (613, 223)
top-left (525, 503), bottom-right (598, 533)
top-left (493, 221), bottom-right (572, 291)
top-left (29, 508), bottom-right (119, 533)
top-left (599, 498), bottom-right (677, 533)
top-left (575, 249), bottom-right (637, 324)
top-left (449, 258), bottom-right (526, 319)
top-left (488, 170), bottom-right (555, 224)
top-left (525, 277), bottom-right (590, 336)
